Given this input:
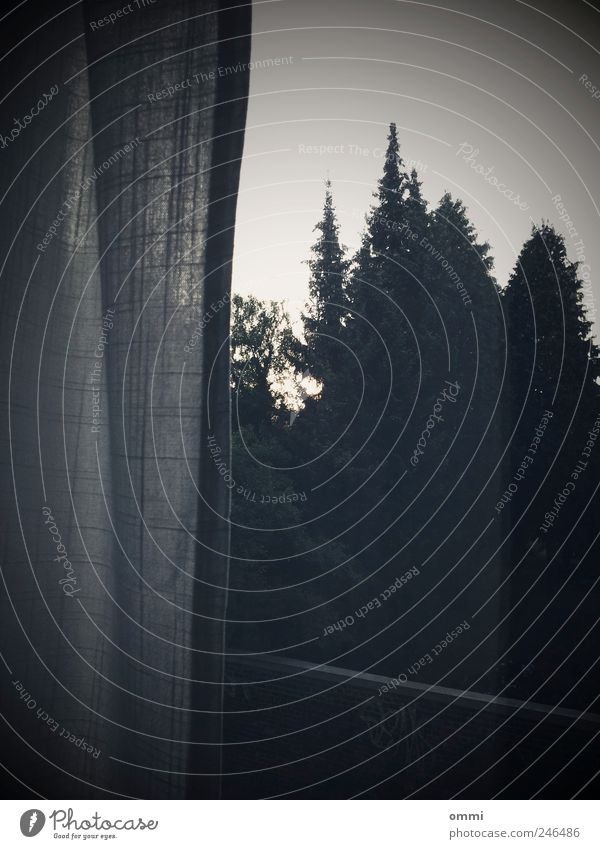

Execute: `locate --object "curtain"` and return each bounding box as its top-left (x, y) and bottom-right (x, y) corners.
top-left (0, 0), bottom-right (250, 799)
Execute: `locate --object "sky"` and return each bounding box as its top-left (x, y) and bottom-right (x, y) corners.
top-left (231, 0), bottom-right (600, 328)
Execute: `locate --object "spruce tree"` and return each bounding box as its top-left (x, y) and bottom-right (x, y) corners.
top-left (502, 225), bottom-right (600, 698)
top-left (369, 122), bottom-right (408, 257)
top-left (421, 193), bottom-right (503, 575)
top-left (348, 125), bottom-right (436, 448)
top-left (504, 224), bottom-right (598, 413)
top-left (503, 223), bottom-right (600, 533)
top-left (349, 123), bottom-right (411, 402)
top-left (426, 193), bottom-right (498, 376)
top-left (295, 182), bottom-right (356, 531)
top-left (342, 126), bottom-right (431, 569)
top-left (302, 180), bottom-right (350, 390)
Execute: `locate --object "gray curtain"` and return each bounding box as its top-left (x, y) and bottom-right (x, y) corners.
top-left (0, 0), bottom-right (250, 799)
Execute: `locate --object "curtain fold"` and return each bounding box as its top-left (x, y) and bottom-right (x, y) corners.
top-left (0, 0), bottom-right (250, 799)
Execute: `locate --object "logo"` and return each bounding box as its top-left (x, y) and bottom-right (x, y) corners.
top-left (20, 810), bottom-right (46, 837)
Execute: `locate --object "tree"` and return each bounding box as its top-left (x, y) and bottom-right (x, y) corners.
top-left (504, 224), bottom-right (599, 415)
top-left (350, 123), bottom-right (409, 314)
top-left (292, 184), bottom-right (357, 562)
top-left (230, 294), bottom-right (303, 434)
top-left (303, 180), bottom-right (351, 389)
top-left (336, 126), bottom-right (436, 578)
top-left (297, 181), bottom-right (356, 481)
top-left (426, 192), bottom-right (498, 382)
top-left (501, 225), bottom-right (600, 701)
top-left (502, 223), bottom-right (600, 536)
top-left (348, 124), bottom-right (412, 425)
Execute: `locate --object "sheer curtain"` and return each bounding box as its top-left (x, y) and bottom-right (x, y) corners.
top-left (0, 0), bottom-right (250, 799)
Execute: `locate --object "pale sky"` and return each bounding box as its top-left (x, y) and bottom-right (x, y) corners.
top-left (231, 0), bottom-right (600, 329)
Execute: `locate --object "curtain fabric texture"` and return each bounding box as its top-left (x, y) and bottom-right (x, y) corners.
top-left (0, 0), bottom-right (250, 798)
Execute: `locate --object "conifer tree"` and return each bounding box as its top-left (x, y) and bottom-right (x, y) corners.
top-left (302, 180), bottom-right (350, 389)
top-left (341, 126), bottom-right (431, 559)
top-left (369, 122), bottom-right (408, 257)
top-left (426, 193), bottom-right (498, 377)
top-left (348, 125), bottom-right (432, 446)
top-left (422, 193), bottom-right (503, 559)
top-left (295, 182), bottom-right (356, 522)
top-left (404, 168), bottom-right (429, 256)
top-left (503, 223), bottom-right (600, 531)
top-left (502, 225), bottom-right (600, 693)
top-left (504, 224), bottom-right (598, 413)
top-left (349, 123), bottom-right (409, 382)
